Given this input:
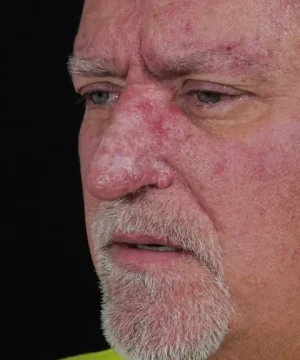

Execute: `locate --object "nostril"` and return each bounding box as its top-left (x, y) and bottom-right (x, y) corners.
top-left (123, 185), bottom-right (152, 202)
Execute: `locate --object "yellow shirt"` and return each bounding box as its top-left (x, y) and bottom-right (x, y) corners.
top-left (61, 349), bottom-right (122, 360)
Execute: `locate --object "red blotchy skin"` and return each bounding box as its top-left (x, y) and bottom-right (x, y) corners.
top-left (213, 162), bottom-right (227, 175)
top-left (72, 0), bottom-right (300, 359)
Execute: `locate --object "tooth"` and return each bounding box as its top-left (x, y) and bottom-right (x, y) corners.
top-left (136, 245), bottom-right (178, 252)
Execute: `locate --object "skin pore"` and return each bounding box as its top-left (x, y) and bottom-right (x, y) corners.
top-left (70, 0), bottom-right (300, 359)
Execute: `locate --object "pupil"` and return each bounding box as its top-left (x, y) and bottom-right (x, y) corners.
top-left (91, 91), bottom-right (109, 104)
top-left (197, 91), bottom-right (222, 104)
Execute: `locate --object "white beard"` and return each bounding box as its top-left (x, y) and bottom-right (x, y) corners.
top-left (90, 193), bottom-right (233, 360)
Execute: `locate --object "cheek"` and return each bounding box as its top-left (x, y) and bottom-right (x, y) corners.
top-left (198, 121), bottom-right (299, 228)
top-left (176, 119), bottom-right (300, 266)
top-left (78, 124), bottom-right (103, 265)
top-left (180, 120), bottom-right (300, 315)
top-left (78, 120), bottom-right (101, 182)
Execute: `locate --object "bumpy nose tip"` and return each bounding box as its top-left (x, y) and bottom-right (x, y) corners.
top-left (86, 152), bottom-right (173, 201)
top-left (84, 85), bottom-right (174, 201)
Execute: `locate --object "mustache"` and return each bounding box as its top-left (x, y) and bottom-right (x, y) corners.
top-left (90, 194), bottom-right (223, 278)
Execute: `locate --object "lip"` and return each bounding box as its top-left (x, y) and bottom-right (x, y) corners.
top-left (110, 243), bottom-right (194, 268)
top-left (112, 232), bottom-right (185, 251)
top-left (109, 233), bottom-right (216, 274)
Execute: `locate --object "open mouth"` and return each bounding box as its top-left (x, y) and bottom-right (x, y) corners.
top-left (124, 243), bottom-right (184, 252)
top-left (110, 241), bottom-right (196, 268)
top-left (133, 244), bottom-right (179, 251)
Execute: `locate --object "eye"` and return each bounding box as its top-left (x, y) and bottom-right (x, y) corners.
top-left (181, 80), bottom-right (252, 122)
top-left (81, 90), bottom-right (119, 106)
top-left (195, 91), bottom-right (229, 104)
top-left (90, 91), bottom-right (111, 105)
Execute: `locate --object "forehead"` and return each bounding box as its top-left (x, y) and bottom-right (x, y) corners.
top-left (74, 0), bottom-right (298, 74)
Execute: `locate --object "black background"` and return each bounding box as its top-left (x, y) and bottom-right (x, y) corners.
top-left (12, 1), bottom-right (110, 359)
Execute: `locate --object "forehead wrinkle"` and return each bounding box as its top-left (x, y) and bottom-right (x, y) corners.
top-left (179, 0), bottom-right (299, 25)
top-left (142, 44), bottom-right (272, 81)
top-left (139, 0), bottom-right (300, 81)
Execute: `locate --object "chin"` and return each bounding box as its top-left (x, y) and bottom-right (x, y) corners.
top-left (97, 257), bottom-right (232, 360)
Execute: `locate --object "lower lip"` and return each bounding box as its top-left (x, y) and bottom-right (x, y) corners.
top-left (110, 244), bottom-right (194, 267)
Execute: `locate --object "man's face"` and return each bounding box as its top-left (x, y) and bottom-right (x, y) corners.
top-left (70, 0), bottom-right (300, 359)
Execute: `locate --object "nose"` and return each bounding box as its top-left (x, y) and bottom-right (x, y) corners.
top-left (85, 88), bottom-right (173, 201)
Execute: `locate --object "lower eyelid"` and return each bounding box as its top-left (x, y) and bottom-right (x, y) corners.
top-left (183, 94), bottom-right (249, 115)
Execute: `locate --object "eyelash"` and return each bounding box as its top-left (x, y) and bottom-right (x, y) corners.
top-left (77, 90), bottom-right (118, 106)
top-left (187, 90), bottom-right (237, 106)
top-left (77, 89), bottom-right (242, 109)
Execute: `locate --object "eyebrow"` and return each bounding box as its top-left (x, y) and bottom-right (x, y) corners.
top-left (146, 48), bottom-right (271, 80)
top-left (67, 55), bottom-right (125, 79)
top-left (68, 46), bottom-right (271, 81)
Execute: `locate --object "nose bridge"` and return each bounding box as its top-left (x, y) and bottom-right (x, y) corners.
top-left (112, 85), bottom-right (162, 131)
top-left (102, 85), bottom-right (161, 164)
top-left (86, 85), bottom-right (173, 200)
